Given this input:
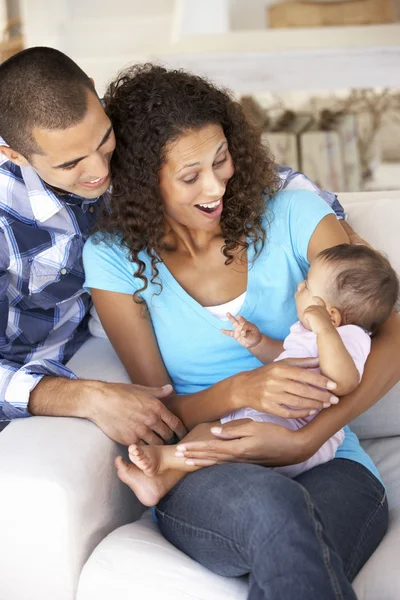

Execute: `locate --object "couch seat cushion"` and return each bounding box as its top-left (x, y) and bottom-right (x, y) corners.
top-left (77, 437), bottom-right (400, 600)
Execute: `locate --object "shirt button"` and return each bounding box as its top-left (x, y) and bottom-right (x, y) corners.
top-left (89, 206), bottom-right (95, 213)
top-left (60, 268), bottom-right (67, 275)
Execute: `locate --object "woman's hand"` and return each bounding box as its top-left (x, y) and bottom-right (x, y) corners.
top-left (232, 357), bottom-right (338, 419)
top-left (176, 420), bottom-right (313, 467)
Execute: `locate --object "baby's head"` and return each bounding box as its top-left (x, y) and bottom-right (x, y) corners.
top-left (295, 244), bottom-right (399, 332)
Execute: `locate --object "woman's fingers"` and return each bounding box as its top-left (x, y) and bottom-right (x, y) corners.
top-left (284, 380), bottom-right (338, 405)
top-left (177, 439), bottom-right (245, 462)
top-left (274, 361), bottom-right (337, 390)
top-left (184, 458), bottom-right (218, 467)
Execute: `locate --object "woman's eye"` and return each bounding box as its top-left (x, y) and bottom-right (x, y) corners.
top-left (63, 163), bottom-right (77, 171)
top-left (213, 157), bottom-right (227, 168)
top-left (183, 175), bottom-right (198, 184)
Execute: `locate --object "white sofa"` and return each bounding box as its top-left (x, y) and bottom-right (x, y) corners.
top-left (0, 191), bottom-right (399, 600)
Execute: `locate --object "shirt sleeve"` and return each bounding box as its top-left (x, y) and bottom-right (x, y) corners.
top-left (336, 325), bottom-right (372, 380)
top-left (83, 234), bottom-right (140, 295)
top-left (0, 359), bottom-right (78, 419)
top-left (274, 189), bottom-right (335, 271)
top-left (278, 165), bottom-right (345, 220)
top-left (0, 237), bottom-right (77, 419)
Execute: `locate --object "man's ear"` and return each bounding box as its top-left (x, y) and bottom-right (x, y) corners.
top-left (0, 145), bottom-right (30, 167)
top-left (329, 307), bottom-right (342, 328)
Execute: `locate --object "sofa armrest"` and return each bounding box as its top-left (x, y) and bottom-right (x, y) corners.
top-left (0, 416), bottom-right (145, 600)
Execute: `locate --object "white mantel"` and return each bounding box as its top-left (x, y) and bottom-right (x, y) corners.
top-left (154, 24), bottom-right (400, 94)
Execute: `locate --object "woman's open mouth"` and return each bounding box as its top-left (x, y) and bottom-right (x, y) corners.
top-left (195, 199), bottom-right (223, 218)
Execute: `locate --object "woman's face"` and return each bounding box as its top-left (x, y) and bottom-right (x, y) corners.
top-left (159, 124), bottom-right (234, 231)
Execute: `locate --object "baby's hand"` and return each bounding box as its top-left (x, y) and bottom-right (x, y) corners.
top-left (302, 297), bottom-right (334, 334)
top-left (221, 313), bottom-right (262, 349)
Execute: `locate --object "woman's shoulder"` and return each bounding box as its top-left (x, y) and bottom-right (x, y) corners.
top-left (265, 188), bottom-right (331, 217)
top-left (262, 187), bottom-right (335, 232)
top-left (83, 232), bottom-right (151, 276)
top-left (259, 187), bottom-right (335, 263)
top-left (84, 231), bottom-right (127, 257)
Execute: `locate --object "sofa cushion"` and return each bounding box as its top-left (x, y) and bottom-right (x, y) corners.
top-left (76, 436), bottom-right (400, 600)
top-left (339, 193), bottom-right (400, 440)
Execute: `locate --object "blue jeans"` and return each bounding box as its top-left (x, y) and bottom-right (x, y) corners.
top-left (156, 458), bottom-right (388, 600)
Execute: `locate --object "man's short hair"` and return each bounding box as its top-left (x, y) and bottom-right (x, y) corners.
top-left (0, 46), bottom-right (97, 159)
top-left (317, 243), bottom-right (399, 333)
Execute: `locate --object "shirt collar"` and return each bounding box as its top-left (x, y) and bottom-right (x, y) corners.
top-left (0, 137), bottom-right (107, 222)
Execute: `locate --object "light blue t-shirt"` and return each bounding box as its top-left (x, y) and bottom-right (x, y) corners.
top-left (83, 189), bottom-right (381, 481)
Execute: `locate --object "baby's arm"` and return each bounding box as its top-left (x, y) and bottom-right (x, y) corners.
top-left (221, 313), bottom-right (283, 364)
top-left (303, 299), bottom-right (360, 396)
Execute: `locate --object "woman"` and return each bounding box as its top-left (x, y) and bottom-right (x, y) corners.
top-left (83, 64), bottom-right (397, 599)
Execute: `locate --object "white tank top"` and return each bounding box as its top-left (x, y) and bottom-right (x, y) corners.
top-left (204, 292), bottom-right (246, 321)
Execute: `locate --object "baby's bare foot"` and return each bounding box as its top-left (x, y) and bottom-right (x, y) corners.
top-left (128, 443), bottom-right (164, 476)
top-left (115, 456), bottom-right (165, 506)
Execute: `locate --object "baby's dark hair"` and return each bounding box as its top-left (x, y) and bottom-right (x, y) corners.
top-left (317, 243), bottom-right (399, 332)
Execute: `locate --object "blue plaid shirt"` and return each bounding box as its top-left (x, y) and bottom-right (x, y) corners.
top-left (0, 142), bottom-right (343, 423)
top-left (0, 141), bottom-right (109, 422)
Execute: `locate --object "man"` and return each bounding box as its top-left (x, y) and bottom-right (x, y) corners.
top-left (0, 46), bottom-right (187, 442)
top-left (0, 46), bottom-right (346, 441)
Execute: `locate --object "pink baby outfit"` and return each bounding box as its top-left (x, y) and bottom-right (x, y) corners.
top-left (221, 321), bottom-right (371, 478)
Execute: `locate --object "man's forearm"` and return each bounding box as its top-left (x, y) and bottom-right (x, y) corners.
top-left (300, 312), bottom-right (400, 458)
top-left (28, 376), bottom-right (99, 419)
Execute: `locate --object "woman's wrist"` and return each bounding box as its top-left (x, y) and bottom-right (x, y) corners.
top-left (230, 370), bottom-right (250, 411)
top-left (295, 422), bottom-right (320, 463)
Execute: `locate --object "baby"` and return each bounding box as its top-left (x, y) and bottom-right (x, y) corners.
top-left (122, 244), bottom-right (399, 497)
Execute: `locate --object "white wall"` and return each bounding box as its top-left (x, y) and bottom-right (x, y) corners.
top-left (0, 0), bottom-right (7, 32)
top-left (68, 0), bottom-right (174, 19)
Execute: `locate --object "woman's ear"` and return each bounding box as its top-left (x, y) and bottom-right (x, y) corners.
top-left (0, 145), bottom-right (30, 167)
top-left (329, 307), bottom-right (342, 328)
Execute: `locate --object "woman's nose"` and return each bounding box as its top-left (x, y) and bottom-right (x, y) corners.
top-left (203, 172), bottom-right (225, 198)
top-left (298, 281), bottom-right (305, 292)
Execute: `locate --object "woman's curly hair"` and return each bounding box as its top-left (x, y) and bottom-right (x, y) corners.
top-left (98, 63), bottom-right (280, 300)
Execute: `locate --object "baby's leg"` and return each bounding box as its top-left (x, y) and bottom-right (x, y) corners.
top-left (115, 421), bottom-right (221, 507)
top-left (128, 421), bottom-right (219, 477)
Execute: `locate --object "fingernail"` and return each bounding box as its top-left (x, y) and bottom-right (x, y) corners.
top-left (176, 445), bottom-right (186, 451)
top-left (185, 460), bottom-right (195, 465)
top-left (175, 451), bottom-right (184, 457)
top-left (323, 402), bottom-right (331, 408)
top-left (309, 409), bottom-right (317, 415)
top-left (330, 396), bottom-right (339, 404)
top-left (211, 427), bottom-right (222, 434)
top-left (327, 381), bottom-right (337, 390)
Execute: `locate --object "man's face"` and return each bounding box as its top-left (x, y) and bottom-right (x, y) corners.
top-left (29, 91), bottom-right (116, 199)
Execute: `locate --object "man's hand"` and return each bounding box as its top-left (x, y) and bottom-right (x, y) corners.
top-left (89, 382), bottom-right (187, 446)
top-left (302, 297), bottom-right (335, 335)
top-left (29, 376), bottom-right (186, 446)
